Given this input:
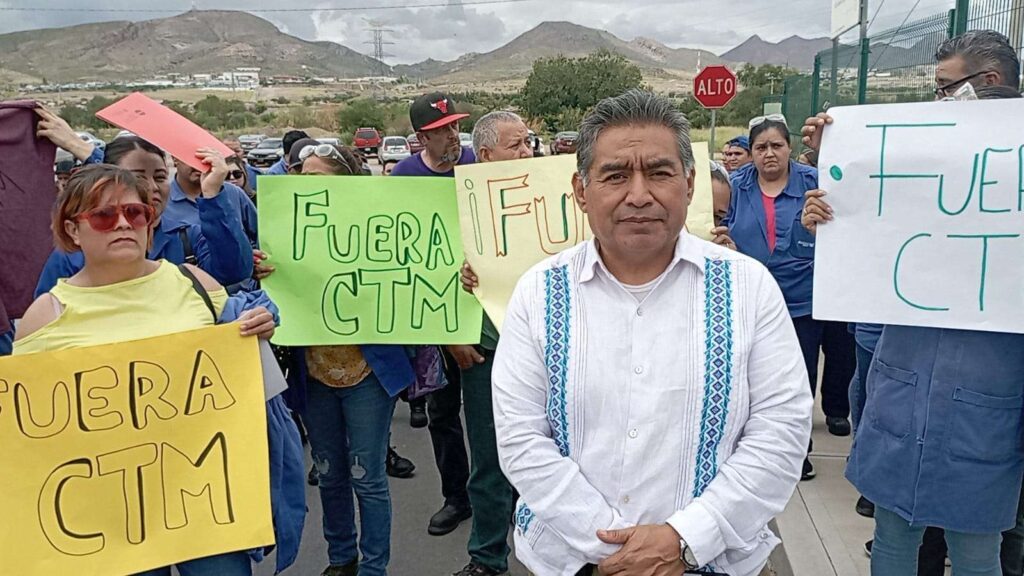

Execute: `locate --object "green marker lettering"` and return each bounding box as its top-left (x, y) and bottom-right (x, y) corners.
top-left (947, 234), bottom-right (1021, 311)
top-left (867, 123), bottom-right (956, 217)
top-left (977, 147), bottom-right (1013, 214)
top-left (893, 233), bottom-right (949, 312)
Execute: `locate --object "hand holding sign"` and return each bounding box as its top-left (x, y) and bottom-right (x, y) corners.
top-left (96, 93), bottom-right (234, 173)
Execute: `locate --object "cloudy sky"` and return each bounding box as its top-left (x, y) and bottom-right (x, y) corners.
top-left (0, 0), bottom-right (955, 64)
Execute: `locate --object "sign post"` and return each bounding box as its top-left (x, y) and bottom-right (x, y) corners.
top-left (694, 66), bottom-right (737, 157)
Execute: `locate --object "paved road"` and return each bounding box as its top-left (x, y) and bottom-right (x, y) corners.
top-left (254, 400), bottom-right (528, 576)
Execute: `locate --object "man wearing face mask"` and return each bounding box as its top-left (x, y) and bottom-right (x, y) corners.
top-left (391, 92), bottom-right (477, 177)
top-left (390, 92), bottom-right (476, 537)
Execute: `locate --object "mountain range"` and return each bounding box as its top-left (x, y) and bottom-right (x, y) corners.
top-left (0, 10), bottom-right (831, 86)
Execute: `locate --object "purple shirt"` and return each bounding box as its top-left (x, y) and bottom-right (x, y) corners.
top-left (391, 147), bottom-right (476, 177)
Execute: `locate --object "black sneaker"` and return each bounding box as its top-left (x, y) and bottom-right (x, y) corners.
top-left (308, 465), bottom-right (319, 486)
top-left (322, 559), bottom-right (358, 576)
top-left (452, 561), bottom-right (506, 576)
top-left (826, 416), bottom-right (852, 436)
top-left (387, 446), bottom-right (416, 478)
top-left (801, 457), bottom-right (816, 481)
top-left (864, 539), bottom-right (872, 557)
top-left (428, 500), bottom-right (473, 536)
top-left (856, 495), bottom-right (875, 518)
top-left (410, 399), bottom-right (428, 428)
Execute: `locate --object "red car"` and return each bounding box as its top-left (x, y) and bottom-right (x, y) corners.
top-left (407, 133), bottom-right (425, 155)
top-left (550, 131), bottom-right (580, 155)
top-left (354, 127), bottom-right (383, 156)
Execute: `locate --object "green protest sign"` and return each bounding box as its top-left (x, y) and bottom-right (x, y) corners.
top-left (258, 176), bottom-right (483, 345)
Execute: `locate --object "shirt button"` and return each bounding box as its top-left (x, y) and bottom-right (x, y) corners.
top-left (623, 496), bottom-right (631, 504)
top-left (634, 366), bottom-right (644, 375)
top-left (628, 428), bottom-right (638, 439)
top-left (636, 308), bottom-right (644, 317)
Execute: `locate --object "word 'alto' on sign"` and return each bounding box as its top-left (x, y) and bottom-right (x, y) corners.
top-left (257, 175), bottom-right (483, 345)
top-left (814, 99), bottom-right (1024, 334)
top-left (0, 325), bottom-right (273, 576)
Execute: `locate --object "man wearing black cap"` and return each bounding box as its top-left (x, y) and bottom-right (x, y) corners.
top-left (392, 92), bottom-right (477, 177)
top-left (391, 92), bottom-right (475, 537)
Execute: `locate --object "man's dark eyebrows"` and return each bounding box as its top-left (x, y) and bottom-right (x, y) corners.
top-left (646, 157), bottom-right (679, 170)
top-left (597, 160), bottom-right (630, 173)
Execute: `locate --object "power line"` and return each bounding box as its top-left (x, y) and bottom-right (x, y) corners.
top-left (0, 0), bottom-right (538, 13)
top-left (870, 0), bottom-right (925, 68)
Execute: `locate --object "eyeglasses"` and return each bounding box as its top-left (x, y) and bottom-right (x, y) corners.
top-left (298, 144), bottom-right (345, 164)
top-left (749, 114), bottom-right (788, 129)
top-left (226, 170), bottom-right (245, 180)
top-left (934, 71), bottom-right (989, 97)
top-left (75, 203), bottom-right (155, 232)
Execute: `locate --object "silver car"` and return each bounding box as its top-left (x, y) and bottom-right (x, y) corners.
top-left (379, 136), bottom-right (411, 163)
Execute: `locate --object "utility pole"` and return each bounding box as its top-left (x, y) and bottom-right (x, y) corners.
top-left (857, 0), bottom-right (870, 104)
top-left (1010, 0), bottom-right (1024, 78)
top-left (364, 20), bottom-right (395, 78)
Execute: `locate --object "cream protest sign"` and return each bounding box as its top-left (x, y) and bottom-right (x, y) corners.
top-left (815, 100), bottom-right (1024, 333)
top-left (456, 144), bottom-right (712, 330)
top-left (0, 325), bottom-right (274, 575)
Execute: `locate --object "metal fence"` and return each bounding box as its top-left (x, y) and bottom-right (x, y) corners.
top-left (781, 0), bottom-right (1024, 135)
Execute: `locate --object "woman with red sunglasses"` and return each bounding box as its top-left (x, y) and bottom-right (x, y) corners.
top-left (13, 164), bottom-right (277, 576)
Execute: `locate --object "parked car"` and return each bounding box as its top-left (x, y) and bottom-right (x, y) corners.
top-left (550, 131), bottom-right (579, 155)
top-left (247, 137), bottom-right (284, 168)
top-left (528, 130), bottom-right (545, 156)
top-left (354, 127), bottom-right (383, 157)
top-left (459, 132), bottom-right (473, 148)
top-left (238, 134), bottom-right (266, 151)
top-left (407, 133), bottom-right (424, 155)
top-left (77, 131), bottom-right (106, 152)
top-left (380, 136), bottom-right (411, 163)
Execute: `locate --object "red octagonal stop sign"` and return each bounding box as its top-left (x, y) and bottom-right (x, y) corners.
top-left (694, 66), bottom-right (737, 109)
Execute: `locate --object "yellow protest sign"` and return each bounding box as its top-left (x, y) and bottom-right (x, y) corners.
top-left (0, 325), bottom-right (273, 576)
top-left (456, 146), bottom-right (713, 330)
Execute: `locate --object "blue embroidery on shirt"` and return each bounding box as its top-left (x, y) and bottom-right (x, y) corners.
top-left (544, 265), bottom-right (572, 457)
top-left (692, 258), bottom-right (735, 498)
top-left (515, 501), bottom-right (535, 534)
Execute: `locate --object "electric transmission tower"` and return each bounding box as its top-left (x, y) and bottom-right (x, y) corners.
top-left (364, 20), bottom-right (395, 77)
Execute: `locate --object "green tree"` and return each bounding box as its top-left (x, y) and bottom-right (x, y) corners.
top-left (337, 99), bottom-right (387, 135)
top-left (521, 50), bottom-right (643, 131)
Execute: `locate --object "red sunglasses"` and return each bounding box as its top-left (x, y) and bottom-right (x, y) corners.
top-left (75, 203), bottom-right (156, 232)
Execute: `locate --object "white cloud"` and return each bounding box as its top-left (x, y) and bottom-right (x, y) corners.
top-left (0, 0), bottom-right (956, 64)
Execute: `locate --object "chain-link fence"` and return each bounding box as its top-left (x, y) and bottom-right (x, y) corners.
top-left (781, 0), bottom-right (1024, 133)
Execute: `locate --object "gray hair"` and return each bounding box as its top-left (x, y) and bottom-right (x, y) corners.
top-left (472, 110), bottom-right (525, 157)
top-left (576, 89), bottom-right (695, 185)
top-left (936, 30), bottom-right (1021, 89)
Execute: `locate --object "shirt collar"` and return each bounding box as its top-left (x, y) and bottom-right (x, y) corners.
top-left (780, 160), bottom-right (807, 199)
top-left (580, 231), bottom-right (706, 284)
top-left (169, 178), bottom-right (192, 204)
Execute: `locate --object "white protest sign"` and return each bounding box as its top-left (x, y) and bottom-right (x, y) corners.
top-left (814, 99), bottom-right (1024, 334)
top-left (831, 0), bottom-right (860, 38)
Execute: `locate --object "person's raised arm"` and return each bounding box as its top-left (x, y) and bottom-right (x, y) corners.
top-left (35, 108), bottom-right (94, 162)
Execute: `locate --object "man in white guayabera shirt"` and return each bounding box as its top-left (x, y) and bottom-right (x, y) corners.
top-left (492, 90), bottom-right (812, 576)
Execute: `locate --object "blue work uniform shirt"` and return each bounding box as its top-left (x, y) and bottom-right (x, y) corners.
top-left (723, 160), bottom-right (818, 317)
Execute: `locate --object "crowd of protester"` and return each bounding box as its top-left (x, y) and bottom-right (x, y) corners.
top-left (1, 27), bottom-right (1022, 576)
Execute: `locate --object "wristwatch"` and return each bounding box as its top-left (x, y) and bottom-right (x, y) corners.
top-left (680, 539), bottom-right (698, 569)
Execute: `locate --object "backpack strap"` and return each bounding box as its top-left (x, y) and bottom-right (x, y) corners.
top-left (178, 264), bottom-right (217, 322)
top-left (178, 228), bottom-right (198, 266)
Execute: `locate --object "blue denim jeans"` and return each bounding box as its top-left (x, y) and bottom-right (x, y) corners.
top-left (872, 506), bottom-right (1003, 576)
top-left (305, 373), bottom-right (396, 576)
top-left (133, 551), bottom-right (251, 576)
top-left (850, 343), bottom-right (873, 435)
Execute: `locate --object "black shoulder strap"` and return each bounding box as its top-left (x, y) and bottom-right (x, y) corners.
top-left (178, 228), bottom-right (198, 266)
top-left (178, 264), bottom-right (217, 322)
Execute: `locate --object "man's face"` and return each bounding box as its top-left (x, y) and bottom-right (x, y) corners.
top-left (223, 140), bottom-right (244, 159)
top-left (711, 178), bottom-right (731, 227)
top-left (480, 120), bottom-right (533, 163)
top-left (723, 146), bottom-right (751, 171)
top-left (419, 122), bottom-right (461, 163)
top-left (174, 159), bottom-right (202, 185)
top-left (934, 55), bottom-right (1001, 99)
top-left (572, 124), bottom-right (693, 259)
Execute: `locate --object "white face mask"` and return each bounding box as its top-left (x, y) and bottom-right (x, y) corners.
top-left (942, 81), bottom-right (979, 102)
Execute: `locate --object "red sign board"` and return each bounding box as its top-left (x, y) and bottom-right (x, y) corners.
top-left (694, 66), bottom-right (737, 109)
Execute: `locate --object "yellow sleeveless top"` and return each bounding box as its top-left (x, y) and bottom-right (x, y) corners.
top-left (14, 260), bottom-right (228, 355)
